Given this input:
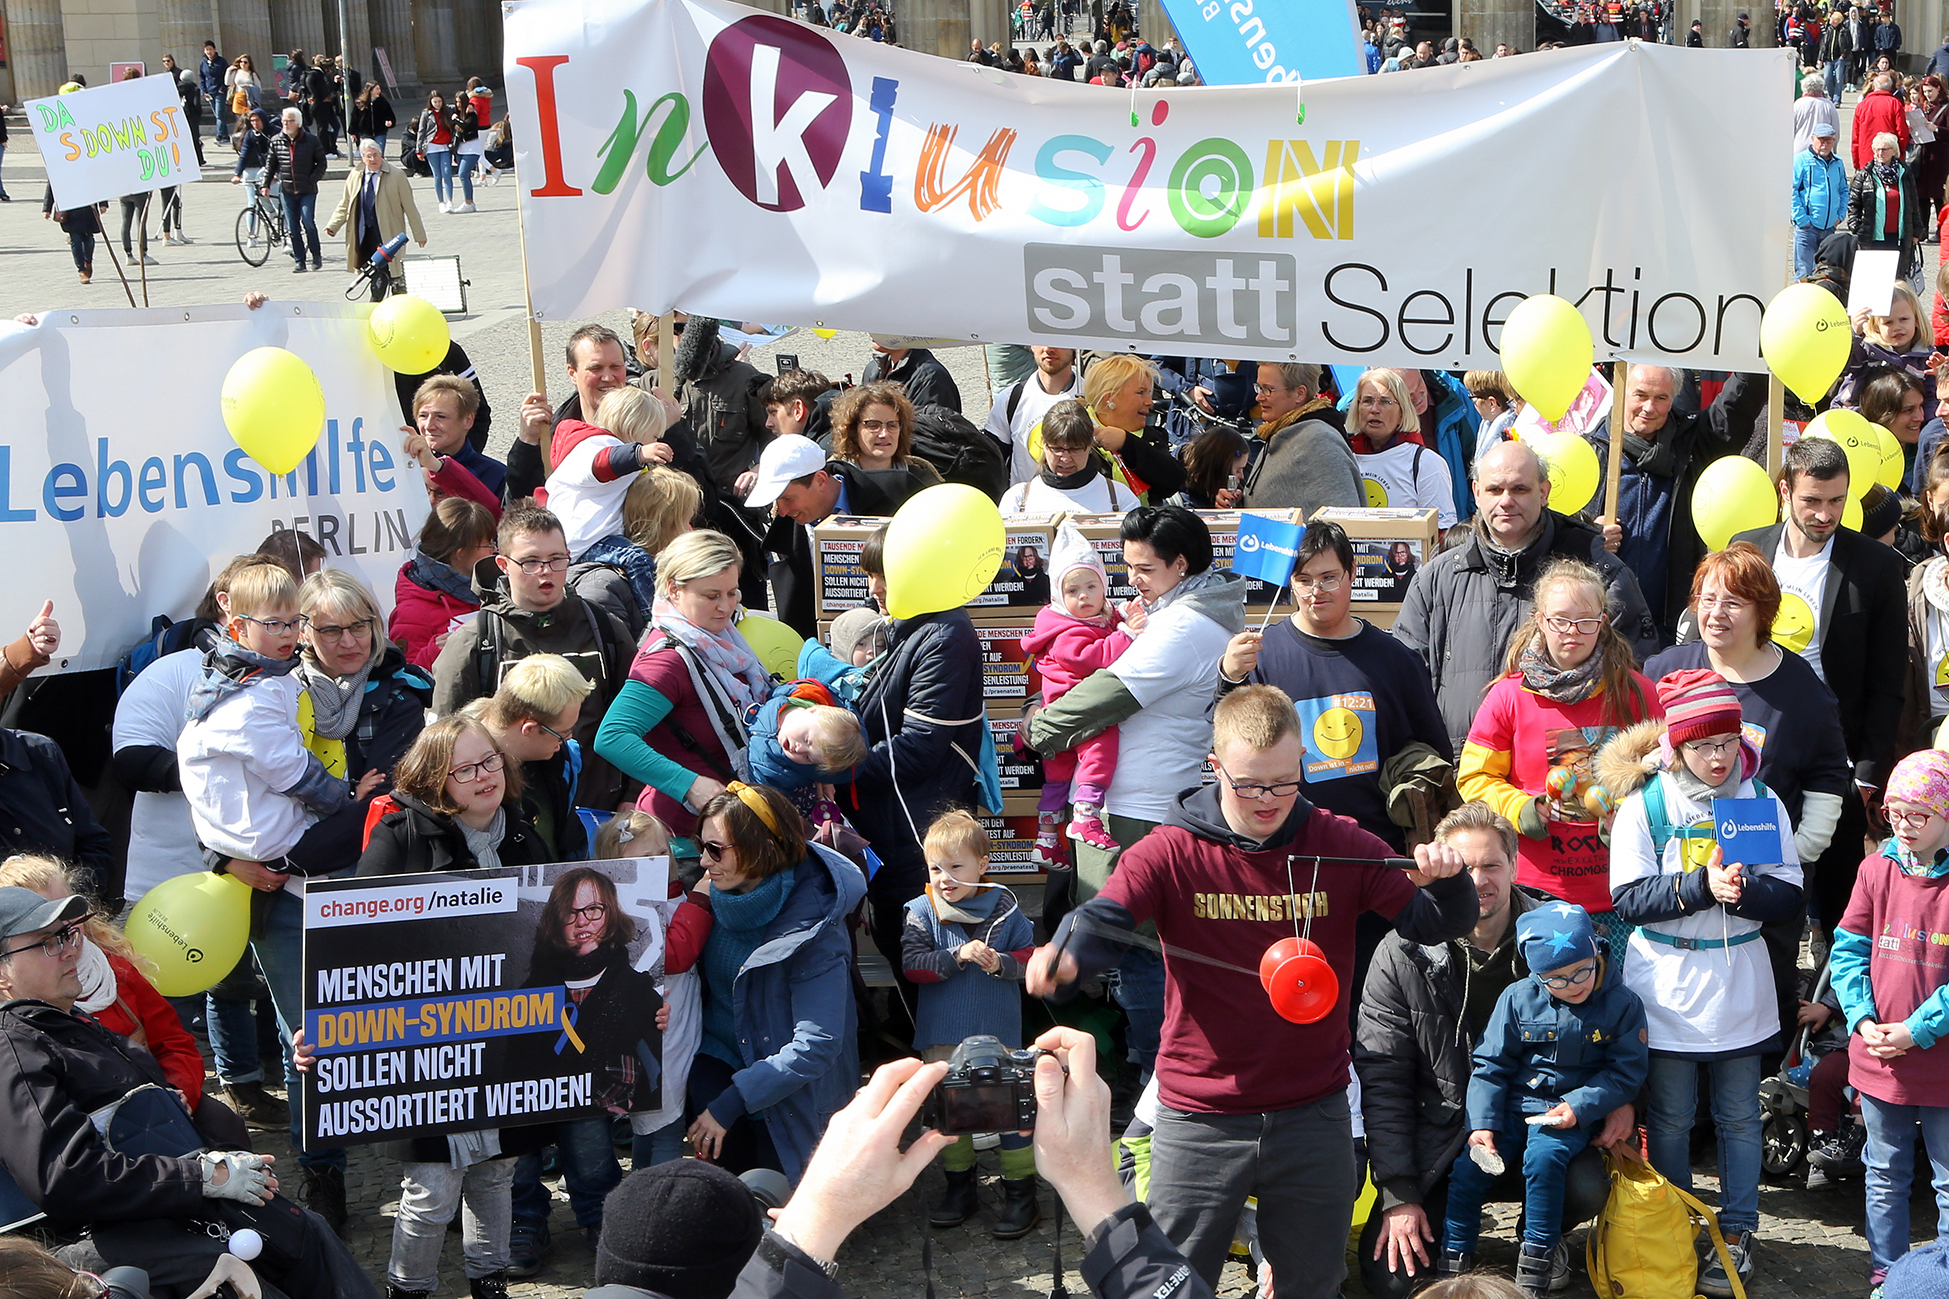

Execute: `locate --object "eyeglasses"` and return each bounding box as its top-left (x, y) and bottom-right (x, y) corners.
top-left (241, 613), bottom-right (308, 635)
top-left (857, 419), bottom-right (900, 433)
top-left (1694, 597), bottom-right (1751, 616)
top-left (1292, 572), bottom-right (1345, 594)
top-left (568, 901), bottom-right (609, 924)
top-left (1356, 395), bottom-right (1399, 409)
top-left (310, 617), bottom-right (375, 641)
top-left (449, 751), bottom-right (505, 784)
top-left (536, 721), bottom-right (569, 743)
top-left (1889, 808), bottom-right (1938, 830)
top-left (1543, 615), bottom-right (1606, 635)
top-left (1253, 383), bottom-right (1291, 396)
top-left (1682, 736), bottom-right (1741, 759)
top-left (1538, 961), bottom-right (1596, 990)
top-left (1, 920), bottom-right (84, 962)
top-left (700, 840), bottom-right (732, 863)
top-left (510, 555), bottom-right (571, 575)
top-left (1213, 758), bottom-right (1304, 801)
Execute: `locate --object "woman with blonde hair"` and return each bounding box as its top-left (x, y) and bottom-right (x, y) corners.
top-left (1349, 368), bottom-right (1458, 526)
top-left (1457, 558), bottom-right (1663, 961)
top-left (1076, 354), bottom-right (1186, 504)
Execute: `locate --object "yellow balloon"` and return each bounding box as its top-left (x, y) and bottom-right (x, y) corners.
top-left (736, 610), bottom-right (805, 680)
top-left (1760, 283), bottom-right (1852, 405)
top-left (1691, 455), bottom-right (1779, 551)
top-left (883, 484), bottom-right (1006, 620)
top-left (810, 328), bottom-right (838, 340)
top-left (1802, 410), bottom-right (1881, 499)
top-left (221, 347), bottom-right (326, 475)
top-left (1870, 423), bottom-right (1906, 490)
top-left (1844, 492), bottom-right (1864, 533)
top-left (1499, 295), bottom-right (1594, 422)
top-left (126, 872), bottom-right (254, 997)
top-left (1523, 429), bottom-right (1601, 514)
top-left (367, 294), bottom-right (451, 373)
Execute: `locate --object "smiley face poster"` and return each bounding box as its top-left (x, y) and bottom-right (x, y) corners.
top-left (1294, 692), bottom-right (1379, 781)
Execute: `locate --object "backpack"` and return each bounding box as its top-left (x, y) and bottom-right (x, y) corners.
top-left (910, 402), bottom-right (1009, 501)
top-left (1586, 1145), bottom-right (1745, 1299)
top-left (116, 615), bottom-right (217, 696)
top-left (471, 601), bottom-right (620, 699)
top-left (1641, 773), bottom-right (1770, 857)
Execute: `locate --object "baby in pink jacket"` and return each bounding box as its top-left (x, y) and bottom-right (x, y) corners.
top-left (1020, 522), bottom-right (1133, 860)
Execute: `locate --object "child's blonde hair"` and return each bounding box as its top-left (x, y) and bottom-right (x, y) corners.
top-left (796, 704), bottom-right (869, 774)
top-left (1864, 283), bottom-right (1924, 350)
top-left (923, 808), bottom-right (991, 866)
top-left (594, 385), bottom-right (672, 447)
top-left (593, 809), bottom-right (672, 860)
top-left (1406, 1278), bottom-right (1525, 1299)
top-left (225, 560), bottom-right (299, 619)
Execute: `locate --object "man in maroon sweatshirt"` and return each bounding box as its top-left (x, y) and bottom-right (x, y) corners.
top-left (1027, 684), bottom-right (1475, 1299)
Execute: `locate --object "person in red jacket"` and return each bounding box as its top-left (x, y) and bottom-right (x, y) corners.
top-left (389, 496), bottom-right (498, 668)
top-left (1026, 684), bottom-right (1474, 1299)
top-left (1853, 71), bottom-right (1911, 168)
top-left (0, 853), bottom-right (244, 1139)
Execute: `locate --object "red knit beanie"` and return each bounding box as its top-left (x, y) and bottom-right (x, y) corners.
top-left (1657, 668), bottom-right (1742, 748)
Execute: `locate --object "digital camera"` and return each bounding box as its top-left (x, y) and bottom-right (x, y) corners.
top-left (921, 1035), bottom-right (1044, 1136)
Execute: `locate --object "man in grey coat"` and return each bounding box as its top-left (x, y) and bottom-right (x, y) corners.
top-left (1241, 363), bottom-right (1364, 514)
top-left (1392, 440), bottom-right (1658, 753)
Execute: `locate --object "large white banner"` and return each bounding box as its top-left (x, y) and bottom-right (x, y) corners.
top-left (503, 0), bottom-right (1791, 371)
top-left (0, 304), bottom-right (431, 673)
top-left (28, 75), bottom-right (204, 211)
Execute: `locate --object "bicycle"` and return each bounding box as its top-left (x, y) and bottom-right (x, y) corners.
top-left (234, 189), bottom-right (288, 267)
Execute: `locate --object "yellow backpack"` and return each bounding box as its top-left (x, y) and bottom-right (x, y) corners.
top-left (1585, 1145), bottom-right (1745, 1299)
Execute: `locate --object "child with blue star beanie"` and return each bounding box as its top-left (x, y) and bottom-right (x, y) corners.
top-left (1437, 901), bottom-right (1649, 1298)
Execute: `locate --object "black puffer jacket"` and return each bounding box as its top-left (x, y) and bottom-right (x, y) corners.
top-left (0, 999), bottom-right (207, 1228)
top-left (1353, 888), bottom-right (1546, 1209)
top-left (356, 789), bottom-right (549, 877)
top-left (263, 126), bottom-right (328, 194)
top-left (843, 608), bottom-right (985, 878)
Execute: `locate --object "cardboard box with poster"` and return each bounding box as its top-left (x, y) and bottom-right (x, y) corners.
top-left (1309, 507), bottom-right (1440, 609)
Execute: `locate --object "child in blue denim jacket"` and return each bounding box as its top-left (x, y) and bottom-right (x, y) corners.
top-left (1439, 902), bottom-right (1648, 1298)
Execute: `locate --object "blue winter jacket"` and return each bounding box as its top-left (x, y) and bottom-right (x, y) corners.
top-left (1792, 148), bottom-right (1850, 231)
top-left (1464, 957), bottom-right (1649, 1132)
top-left (707, 841), bottom-right (865, 1183)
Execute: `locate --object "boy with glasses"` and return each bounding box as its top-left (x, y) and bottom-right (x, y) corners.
top-left (433, 506), bottom-right (638, 810)
top-left (1026, 684), bottom-right (1474, 1299)
top-left (1436, 902), bottom-right (1647, 1297)
top-left (178, 561), bottom-right (377, 881)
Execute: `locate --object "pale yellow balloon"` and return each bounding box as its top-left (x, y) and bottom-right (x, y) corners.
top-left (221, 347), bottom-right (326, 475)
top-left (1499, 295), bottom-right (1593, 422)
top-left (883, 484), bottom-right (1006, 620)
top-left (126, 872), bottom-right (254, 997)
top-left (1761, 283), bottom-right (1852, 404)
top-left (367, 294), bottom-right (451, 373)
top-left (1691, 455), bottom-right (1779, 551)
top-left (1802, 411), bottom-right (1881, 499)
top-left (1523, 429), bottom-right (1601, 514)
top-left (1870, 424), bottom-right (1906, 491)
top-left (1844, 492), bottom-right (1864, 533)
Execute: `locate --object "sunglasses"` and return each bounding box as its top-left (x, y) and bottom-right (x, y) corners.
top-left (700, 840), bottom-right (731, 863)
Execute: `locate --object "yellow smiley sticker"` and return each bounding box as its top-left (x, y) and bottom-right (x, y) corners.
top-left (1363, 477), bottom-right (1389, 508)
top-left (1773, 592), bottom-right (1816, 655)
top-left (1313, 707), bottom-right (1364, 760)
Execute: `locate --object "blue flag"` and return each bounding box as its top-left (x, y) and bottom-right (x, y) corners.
top-left (1712, 798), bottom-right (1782, 866)
top-left (1230, 513), bottom-right (1303, 587)
top-left (1155, 0), bottom-right (1363, 87)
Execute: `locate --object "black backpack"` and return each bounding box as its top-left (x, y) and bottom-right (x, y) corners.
top-left (909, 403), bottom-right (1008, 501)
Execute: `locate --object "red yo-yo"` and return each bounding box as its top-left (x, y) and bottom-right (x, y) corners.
top-left (1260, 938), bottom-right (1338, 1024)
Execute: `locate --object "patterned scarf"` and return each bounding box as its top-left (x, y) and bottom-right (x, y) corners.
top-left (1517, 641), bottom-right (1604, 705)
top-left (650, 601), bottom-right (770, 711)
top-left (185, 630), bottom-right (303, 722)
top-left (296, 654), bottom-right (377, 742)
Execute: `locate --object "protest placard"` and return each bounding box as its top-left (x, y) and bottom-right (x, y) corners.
top-left (28, 74), bottom-right (203, 211)
top-left (300, 857), bottom-right (681, 1148)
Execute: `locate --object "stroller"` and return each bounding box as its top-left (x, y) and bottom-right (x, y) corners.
top-left (1758, 962), bottom-right (1863, 1185)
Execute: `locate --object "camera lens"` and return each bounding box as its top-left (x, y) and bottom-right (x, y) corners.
top-left (740, 1167), bottom-right (792, 1211)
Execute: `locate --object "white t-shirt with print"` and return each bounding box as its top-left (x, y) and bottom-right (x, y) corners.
top-left (984, 370), bottom-right (1085, 486)
top-left (1771, 535), bottom-right (1832, 681)
top-left (1356, 440), bottom-right (1456, 527)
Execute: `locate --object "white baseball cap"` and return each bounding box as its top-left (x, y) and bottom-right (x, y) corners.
top-left (745, 434), bottom-right (829, 507)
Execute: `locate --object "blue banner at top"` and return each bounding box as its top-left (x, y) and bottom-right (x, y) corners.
top-left (1230, 513), bottom-right (1304, 587)
top-left (1156, 0), bottom-right (1364, 86)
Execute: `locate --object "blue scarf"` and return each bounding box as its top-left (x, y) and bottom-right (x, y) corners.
top-left (185, 631), bottom-right (303, 722)
top-left (699, 867), bottom-right (797, 1066)
top-left (407, 551), bottom-right (482, 607)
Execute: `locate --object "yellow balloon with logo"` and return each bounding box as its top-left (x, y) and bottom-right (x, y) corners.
top-left (1691, 455), bottom-right (1779, 552)
top-left (1802, 410), bottom-right (1880, 499)
top-left (1870, 423), bottom-right (1906, 490)
top-left (736, 611), bottom-right (805, 680)
top-left (1498, 295), bottom-right (1593, 423)
top-left (1761, 283), bottom-right (1852, 405)
top-left (367, 294), bottom-right (451, 373)
top-left (125, 871), bottom-right (254, 997)
top-left (221, 346), bottom-right (326, 475)
top-left (1523, 429), bottom-right (1601, 514)
top-left (884, 484), bottom-right (1006, 620)
top-left (1844, 492), bottom-right (1864, 533)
